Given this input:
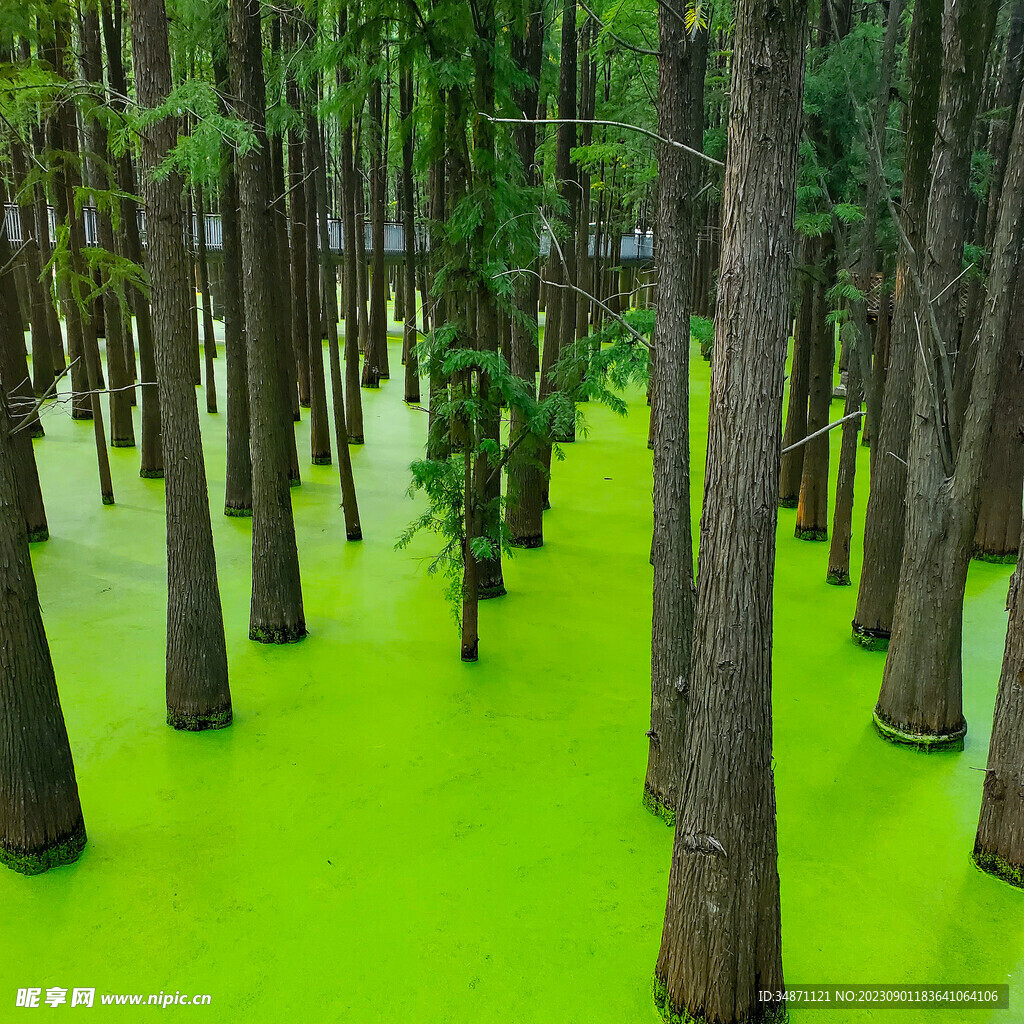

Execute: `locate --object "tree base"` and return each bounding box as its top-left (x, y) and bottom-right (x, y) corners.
top-left (461, 645), bottom-right (479, 662)
top-left (349, 435), bottom-right (364, 445)
top-left (851, 621), bottom-right (889, 651)
top-left (972, 846), bottom-right (1024, 889)
top-left (826, 569), bottom-right (851, 586)
top-left (653, 974), bottom-right (787, 1024)
top-left (479, 581), bottom-right (506, 600)
top-left (0, 818), bottom-right (87, 875)
top-left (871, 707), bottom-right (966, 752)
top-left (289, 476), bottom-right (301, 488)
top-left (250, 624), bottom-right (308, 644)
top-left (139, 468), bottom-right (165, 479)
top-left (27, 527), bottom-right (49, 543)
top-left (72, 410), bottom-right (93, 421)
top-left (346, 529), bottom-right (362, 541)
top-left (101, 495), bottom-right (115, 506)
top-left (971, 548), bottom-right (1018, 565)
top-left (167, 704), bottom-right (232, 731)
top-left (778, 496), bottom-right (798, 509)
top-left (312, 455), bottom-right (332, 466)
top-left (111, 438), bottom-right (136, 448)
top-left (642, 784), bottom-right (675, 826)
top-left (510, 534), bottom-right (543, 549)
top-left (224, 505), bottom-right (252, 518)
top-left (795, 527), bottom-right (827, 541)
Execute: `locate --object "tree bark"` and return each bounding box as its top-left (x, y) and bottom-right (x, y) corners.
top-left (132, 0), bottom-right (232, 729)
top-left (654, 0), bottom-right (807, 1015)
top-left (0, 383), bottom-right (85, 874)
top-left (853, 0), bottom-right (943, 648)
top-left (643, 11), bottom-right (708, 822)
top-left (229, 0), bottom-right (307, 643)
top-left (779, 259), bottom-right (813, 506)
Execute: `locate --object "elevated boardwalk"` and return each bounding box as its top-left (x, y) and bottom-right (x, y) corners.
top-left (3, 204), bottom-right (655, 268)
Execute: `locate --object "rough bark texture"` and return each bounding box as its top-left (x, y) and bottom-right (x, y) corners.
top-left (400, 60), bottom-right (420, 406)
top-left (779, 262), bottom-right (813, 506)
top-left (973, 510), bottom-right (1024, 886)
top-left (973, 268), bottom-right (1023, 562)
top-left (132, 0), bottom-right (232, 730)
top-left (853, 0), bottom-right (943, 647)
top-left (0, 386), bottom-right (85, 874)
top-left (794, 252), bottom-right (833, 541)
top-left (229, 0), bottom-right (307, 643)
top-left (305, 114), bottom-right (332, 466)
top-left (643, 14), bottom-right (708, 824)
top-left (363, 73), bottom-right (387, 387)
top-left (654, 0), bottom-right (807, 1016)
top-left (504, 4), bottom-right (544, 548)
top-left (876, 0), bottom-right (1015, 751)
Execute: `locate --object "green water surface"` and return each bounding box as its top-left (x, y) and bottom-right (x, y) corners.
top-left (1, 313), bottom-right (1019, 1022)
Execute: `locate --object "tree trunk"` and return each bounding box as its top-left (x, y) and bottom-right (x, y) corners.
top-left (778, 260), bottom-right (814, 506)
top-left (876, 0), bottom-right (1013, 751)
top-left (364, 71), bottom-right (388, 387)
top-left (229, 0), bottom-right (307, 644)
top-left (400, 58), bottom-right (420, 405)
top-left (132, 0), bottom-right (232, 729)
top-left (654, 0), bottom-right (807, 1016)
top-left (195, 185), bottom-right (219, 414)
top-left (643, 10), bottom-right (707, 823)
top-left (853, 0), bottom-right (943, 648)
top-left (0, 383), bottom-right (85, 874)
top-left (795, 254), bottom-right (833, 541)
top-left (341, 111), bottom-right (365, 443)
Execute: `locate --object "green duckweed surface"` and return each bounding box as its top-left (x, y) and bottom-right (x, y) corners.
top-left (1, 314), bottom-right (1019, 1022)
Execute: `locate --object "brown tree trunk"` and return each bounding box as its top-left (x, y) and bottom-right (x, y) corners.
top-left (778, 260), bottom-right (814, 506)
top-left (876, 0), bottom-right (1011, 751)
top-left (363, 71), bottom-right (388, 387)
top-left (974, 508), bottom-right (1024, 886)
top-left (214, 50), bottom-right (252, 517)
top-left (341, 109), bottom-right (365, 443)
top-left (654, 0), bottom-right (807, 1016)
top-left (229, 0), bottom-right (307, 644)
top-left (195, 185), bottom-right (218, 415)
top-left (0, 383), bottom-right (85, 873)
top-left (973, 273), bottom-right (1023, 562)
top-left (132, 0), bottom-right (232, 729)
top-left (795, 253), bottom-right (833, 541)
top-left (643, 11), bottom-right (708, 822)
top-left (853, 0), bottom-right (943, 648)
top-left (400, 58), bottom-right (420, 405)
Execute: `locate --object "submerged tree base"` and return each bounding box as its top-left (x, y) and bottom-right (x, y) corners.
top-left (653, 974), bottom-right (787, 1024)
top-left (795, 527), bottom-right (827, 542)
top-left (872, 707), bottom-right (967, 752)
top-left (111, 439), bottom-right (136, 448)
top-left (101, 495), bottom-right (115, 506)
top-left (852, 621), bottom-right (890, 651)
top-left (972, 845), bottom-right (1024, 889)
top-left (139, 468), bottom-right (165, 479)
top-left (641, 784), bottom-right (675, 826)
top-left (224, 505), bottom-right (253, 518)
top-left (349, 435), bottom-right (364, 445)
top-left (347, 528), bottom-right (363, 541)
top-left (510, 534), bottom-right (543, 549)
top-left (826, 569), bottom-right (851, 586)
top-left (778, 496), bottom-right (798, 509)
top-left (27, 527), bottom-right (49, 543)
top-left (971, 548), bottom-right (1018, 565)
top-left (312, 455), bottom-right (332, 466)
top-left (167, 704), bottom-right (233, 731)
top-left (250, 625), bottom-right (308, 644)
top-left (0, 819), bottom-right (87, 876)
top-left (479, 582), bottom-right (507, 600)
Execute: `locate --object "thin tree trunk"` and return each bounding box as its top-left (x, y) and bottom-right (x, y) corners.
top-left (230, 0), bottom-right (307, 644)
top-left (779, 259), bottom-right (814, 506)
top-left (195, 185), bottom-right (218, 414)
top-left (400, 58), bottom-right (420, 405)
top-left (643, 10), bottom-right (708, 822)
top-left (655, 0), bottom-right (807, 1014)
top-left (132, 0), bottom-right (232, 729)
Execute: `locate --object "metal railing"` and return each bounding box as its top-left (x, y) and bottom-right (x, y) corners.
top-left (4, 203), bottom-right (656, 265)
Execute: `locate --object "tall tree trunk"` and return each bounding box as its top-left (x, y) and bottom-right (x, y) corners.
top-left (505, 2), bottom-right (544, 548)
top-left (214, 50), bottom-right (252, 517)
top-left (973, 271), bottom-right (1023, 561)
top-left (654, 0), bottom-right (807, 1015)
top-left (132, 0), bottom-right (232, 729)
top-left (229, 0), bottom-right (307, 644)
top-left (195, 185), bottom-right (219, 415)
top-left (400, 57), bottom-right (420, 405)
top-left (853, 0), bottom-right (943, 648)
top-left (341, 105), bottom-right (365, 443)
top-left (779, 258), bottom-right (814, 506)
top-left (0, 384), bottom-right (85, 874)
top-left (794, 248), bottom-right (834, 541)
top-left (363, 70), bottom-right (388, 387)
top-left (643, 11), bottom-right (708, 822)
top-left (875, 0), bottom-right (1010, 750)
